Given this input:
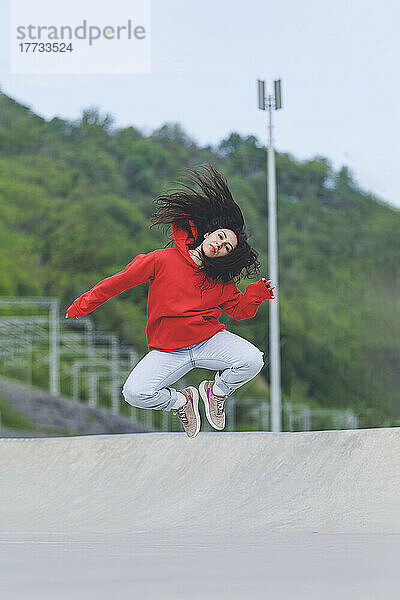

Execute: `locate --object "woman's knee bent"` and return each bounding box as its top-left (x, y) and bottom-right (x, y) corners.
top-left (122, 381), bottom-right (154, 409)
top-left (244, 350), bottom-right (264, 376)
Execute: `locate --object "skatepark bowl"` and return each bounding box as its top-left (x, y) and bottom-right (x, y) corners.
top-left (1, 428), bottom-right (400, 599)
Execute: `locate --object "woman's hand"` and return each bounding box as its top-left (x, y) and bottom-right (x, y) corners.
top-left (262, 278), bottom-right (275, 296)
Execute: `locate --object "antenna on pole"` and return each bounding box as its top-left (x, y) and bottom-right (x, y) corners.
top-left (257, 78), bottom-right (283, 433)
top-left (274, 79), bottom-right (282, 110)
top-left (258, 79), bottom-right (266, 110)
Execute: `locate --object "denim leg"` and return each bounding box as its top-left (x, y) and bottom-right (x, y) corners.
top-left (122, 348), bottom-right (193, 411)
top-left (191, 330), bottom-right (264, 396)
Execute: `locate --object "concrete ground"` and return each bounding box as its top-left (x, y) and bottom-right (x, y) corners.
top-left (1, 429), bottom-right (400, 599)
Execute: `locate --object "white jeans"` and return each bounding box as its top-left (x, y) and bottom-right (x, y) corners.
top-left (122, 330), bottom-right (264, 411)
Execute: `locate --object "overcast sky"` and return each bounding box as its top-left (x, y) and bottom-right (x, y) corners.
top-left (1, 0), bottom-right (399, 208)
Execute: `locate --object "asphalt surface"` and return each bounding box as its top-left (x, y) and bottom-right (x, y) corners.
top-left (1, 428), bottom-right (399, 599)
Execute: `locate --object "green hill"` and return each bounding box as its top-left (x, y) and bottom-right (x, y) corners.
top-left (0, 91), bottom-right (399, 426)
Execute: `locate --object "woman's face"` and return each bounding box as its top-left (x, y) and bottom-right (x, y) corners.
top-left (202, 228), bottom-right (238, 258)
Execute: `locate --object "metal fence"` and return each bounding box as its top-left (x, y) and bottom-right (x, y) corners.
top-left (0, 297), bottom-right (360, 433)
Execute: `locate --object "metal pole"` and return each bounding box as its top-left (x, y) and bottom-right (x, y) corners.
top-left (49, 299), bottom-right (59, 395)
top-left (85, 320), bottom-right (97, 408)
top-left (28, 339), bottom-right (32, 386)
top-left (111, 334), bottom-right (119, 414)
top-left (267, 94), bottom-right (282, 432)
top-left (72, 363), bottom-right (79, 401)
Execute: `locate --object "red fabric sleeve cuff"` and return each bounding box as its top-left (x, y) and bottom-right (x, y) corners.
top-left (66, 304), bottom-right (79, 318)
top-left (260, 279), bottom-right (275, 299)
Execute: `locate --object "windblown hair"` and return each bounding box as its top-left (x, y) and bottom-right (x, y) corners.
top-left (150, 164), bottom-right (261, 291)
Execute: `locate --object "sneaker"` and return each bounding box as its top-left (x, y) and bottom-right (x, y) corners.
top-left (172, 386), bottom-right (201, 438)
top-left (199, 380), bottom-right (227, 430)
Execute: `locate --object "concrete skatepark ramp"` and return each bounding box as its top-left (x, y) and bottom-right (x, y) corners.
top-left (1, 428), bottom-right (400, 598)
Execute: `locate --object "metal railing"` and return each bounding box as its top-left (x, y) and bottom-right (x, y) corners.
top-left (0, 297), bottom-right (360, 434)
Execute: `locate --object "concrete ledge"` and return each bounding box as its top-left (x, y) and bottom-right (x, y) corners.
top-left (1, 427), bottom-right (399, 535)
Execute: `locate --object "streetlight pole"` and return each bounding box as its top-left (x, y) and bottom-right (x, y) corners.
top-left (257, 78), bottom-right (283, 432)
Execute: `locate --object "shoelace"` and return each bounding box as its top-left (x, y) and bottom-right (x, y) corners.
top-left (208, 383), bottom-right (226, 416)
top-left (216, 397), bottom-right (225, 415)
top-left (176, 405), bottom-right (189, 425)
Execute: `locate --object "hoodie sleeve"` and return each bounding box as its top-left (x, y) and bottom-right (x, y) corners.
top-left (66, 251), bottom-right (157, 318)
top-left (219, 279), bottom-right (274, 320)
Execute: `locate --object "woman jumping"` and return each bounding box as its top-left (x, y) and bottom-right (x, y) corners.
top-left (66, 164), bottom-right (275, 438)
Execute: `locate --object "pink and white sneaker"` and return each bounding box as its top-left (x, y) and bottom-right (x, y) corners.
top-left (199, 380), bottom-right (227, 431)
top-left (172, 386), bottom-right (201, 438)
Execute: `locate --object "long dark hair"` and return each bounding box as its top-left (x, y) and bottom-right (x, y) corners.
top-left (150, 164), bottom-right (261, 291)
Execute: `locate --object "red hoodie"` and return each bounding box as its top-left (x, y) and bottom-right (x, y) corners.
top-left (66, 220), bottom-right (274, 352)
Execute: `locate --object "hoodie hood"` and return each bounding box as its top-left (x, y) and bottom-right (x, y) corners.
top-left (171, 219), bottom-right (199, 265)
